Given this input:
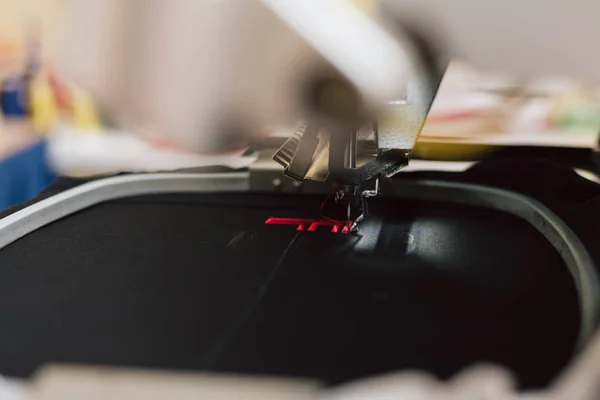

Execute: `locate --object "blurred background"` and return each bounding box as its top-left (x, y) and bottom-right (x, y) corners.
top-left (1, 0), bottom-right (600, 210)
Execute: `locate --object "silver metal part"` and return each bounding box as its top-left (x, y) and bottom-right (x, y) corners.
top-left (269, 97), bottom-right (430, 207)
top-left (252, 151), bottom-right (329, 194)
top-left (350, 176), bottom-right (380, 232)
top-left (346, 129), bottom-right (357, 170)
top-left (0, 172), bottom-right (249, 250)
top-left (273, 123), bottom-right (320, 182)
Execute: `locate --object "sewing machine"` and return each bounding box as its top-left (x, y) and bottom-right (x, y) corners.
top-left (57, 0), bottom-right (600, 230)
top-left (3, 0), bottom-right (599, 398)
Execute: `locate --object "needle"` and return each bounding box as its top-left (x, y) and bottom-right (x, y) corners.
top-left (347, 198), bottom-right (352, 231)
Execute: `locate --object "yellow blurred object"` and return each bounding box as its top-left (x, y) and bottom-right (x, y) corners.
top-left (413, 141), bottom-right (495, 161)
top-left (29, 73), bottom-right (58, 133)
top-left (352, 0), bottom-right (380, 16)
top-left (71, 88), bottom-right (101, 130)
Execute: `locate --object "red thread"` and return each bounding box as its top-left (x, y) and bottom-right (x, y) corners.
top-left (265, 217), bottom-right (349, 234)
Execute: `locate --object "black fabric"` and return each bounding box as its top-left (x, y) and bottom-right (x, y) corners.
top-left (0, 159), bottom-right (596, 389)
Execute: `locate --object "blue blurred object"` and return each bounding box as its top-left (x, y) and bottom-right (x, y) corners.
top-left (0, 140), bottom-right (56, 210)
top-left (0, 76), bottom-right (28, 118)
